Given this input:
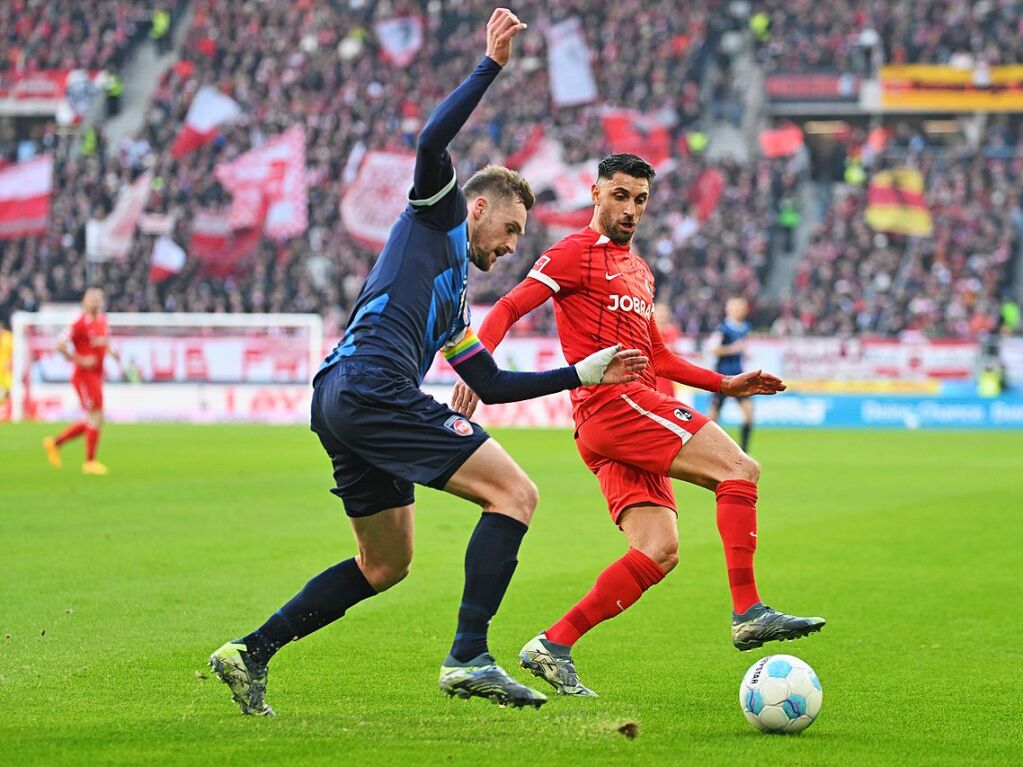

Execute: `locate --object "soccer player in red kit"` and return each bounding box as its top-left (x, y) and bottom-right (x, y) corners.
top-left (43, 287), bottom-right (119, 475)
top-left (451, 154), bottom-right (825, 696)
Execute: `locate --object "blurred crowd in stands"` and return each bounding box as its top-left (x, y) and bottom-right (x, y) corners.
top-left (0, 0), bottom-right (1020, 343)
top-left (751, 0), bottom-right (1023, 75)
top-left (787, 120), bottom-right (1023, 337)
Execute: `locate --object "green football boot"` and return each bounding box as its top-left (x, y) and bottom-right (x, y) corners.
top-left (209, 640), bottom-right (275, 716)
top-left (519, 632), bottom-right (598, 696)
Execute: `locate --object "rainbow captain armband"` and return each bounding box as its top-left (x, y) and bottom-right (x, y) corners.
top-left (443, 328), bottom-right (486, 366)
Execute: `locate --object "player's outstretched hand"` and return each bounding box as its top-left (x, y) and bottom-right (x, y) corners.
top-left (485, 8), bottom-right (527, 67)
top-left (451, 381), bottom-right (481, 419)
top-left (575, 344), bottom-right (648, 386)
top-left (600, 348), bottom-right (647, 384)
top-left (720, 369), bottom-right (786, 397)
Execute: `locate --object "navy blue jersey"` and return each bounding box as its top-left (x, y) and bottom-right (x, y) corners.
top-left (318, 57), bottom-right (501, 385)
top-left (318, 184), bottom-right (471, 384)
top-left (715, 319), bottom-right (749, 376)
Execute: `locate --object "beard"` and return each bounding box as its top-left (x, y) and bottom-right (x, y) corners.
top-left (601, 211), bottom-right (635, 245)
top-left (468, 240), bottom-right (493, 271)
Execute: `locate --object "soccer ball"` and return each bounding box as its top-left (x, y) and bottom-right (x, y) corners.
top-left (739, 654), bottom-right (822, 734)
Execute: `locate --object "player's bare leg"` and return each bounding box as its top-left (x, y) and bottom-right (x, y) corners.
top-left (211, 506), bottom-right (410, 716)
top-left (81, 409), bottom-right (108, 475)
top-left (738, 397), bottom-right (754, 453)
top-left (668, 421), bottom-right (824, 650)
top-left (438, 439), bottom-right (547, 708)
top-left (708, 395), bottom-right (722, 423)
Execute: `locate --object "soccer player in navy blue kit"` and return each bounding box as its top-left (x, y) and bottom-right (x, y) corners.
top-left (209, 9), bottom-right (647, 715)
top-left (708, 297), bottom-right (755, 452)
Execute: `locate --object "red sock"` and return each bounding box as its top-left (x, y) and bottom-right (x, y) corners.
top-left (84, 426), bottom-right (100, 461)
top-left (716, 479), bottom-right (761, 614)
top-left (55, 422), bottom-right (87, 446)
top-left (546, 548), bottom-right (665, 647)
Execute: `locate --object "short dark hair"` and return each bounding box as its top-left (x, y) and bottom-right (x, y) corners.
top-left (597, 153), bottom-right (656, 183)
top-left (463, 165), bottom-right (535, 210)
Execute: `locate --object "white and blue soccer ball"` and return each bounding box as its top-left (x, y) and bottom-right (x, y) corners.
top-left (739, 654), bottom-right (822, 734)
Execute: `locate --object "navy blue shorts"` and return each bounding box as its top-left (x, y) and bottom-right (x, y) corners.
top-left (310, 362), bottom-right (490, 517)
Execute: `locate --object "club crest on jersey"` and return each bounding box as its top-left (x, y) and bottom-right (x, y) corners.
top-left (444, 415), bottom-right (473, 437)
top-left (607, 294), bottom-right (654, 319)
top-left (674, 408), bottom-right (693, 422)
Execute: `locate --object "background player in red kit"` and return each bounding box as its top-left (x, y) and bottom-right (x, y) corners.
top-left (653, 302), bottom-right (681, 397)
top-left (451, 153), bottom-right (825, 696)
top-left (44, 287), bottom-right (119, 475)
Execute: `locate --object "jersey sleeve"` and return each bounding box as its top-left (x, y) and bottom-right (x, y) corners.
top-left (525, 239), bottom-right (582, 295)
top-left (442, 326), bottom-right (486, 366)
top-left (407, 56), bottom-right (502, 231)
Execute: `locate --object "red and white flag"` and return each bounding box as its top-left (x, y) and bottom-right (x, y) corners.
top-left (0, 155), bottom-right (52, 240)
top-left (546, 17), bottom-right (598, 108)
top-left (340, 150), bottom-right (416, 249)
top-left (214, 125), bottom-right (307, 239)
top-left (171, 86), bottom-right (242, 158)
top-left (149, 235), bottom-right (186, 283)
top-left (602, 109), bottom-right (674, 171)
top-left (85, 170), bottom-right (153, 261)
top-left (511, 130), bottom-right (597, 226)
top-left (188, 207), bottom-right (262, 277)
top-left (375, 16), bottom-right (424, 68)
top-left (189, 208), bottom-right (232, 258)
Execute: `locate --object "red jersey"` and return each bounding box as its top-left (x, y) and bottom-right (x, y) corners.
top-left (525, 227), bottom-right (660, 422)
top-left (479, 227), bottom-right (724, 428)
top-left (67, 312), bottom-right (109, 375)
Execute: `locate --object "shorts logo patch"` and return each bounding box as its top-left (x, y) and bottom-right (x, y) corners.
top-left (674, 408), bottom-right (693, 422)
top-left (444, 415), bottom-right (473, 437)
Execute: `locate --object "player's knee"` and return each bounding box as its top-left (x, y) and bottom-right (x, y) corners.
top-left (739, 456), bottom-right (760, 484)
top-left (487, 476), bottom-right (538, 525)
top-left (367, 559), bottom-right (411, 591)
top-left (642, 542), bottom-right (678, 573)
top-left (507, 476), bottom-right (539, 523)
top-left (360, 551), bottom-right (412, 591)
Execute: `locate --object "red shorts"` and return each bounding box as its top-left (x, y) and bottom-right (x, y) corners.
top-left (72, 370), bottom-right (103, 411)
top-left (575, 384), bottom-right (710, 525)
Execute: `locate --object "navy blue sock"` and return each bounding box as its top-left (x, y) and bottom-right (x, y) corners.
top-left (741, 423), bottom-right (752, 453)
top-left (243, 557), bottom-right (376, 665)
top-left (449, 512), bottom-right (528, 663)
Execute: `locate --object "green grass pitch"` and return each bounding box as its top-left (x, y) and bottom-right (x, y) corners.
top-left (2, 423), bottom-right (1020, 765)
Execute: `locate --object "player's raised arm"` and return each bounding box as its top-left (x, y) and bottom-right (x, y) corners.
top-left (444, 329), bottom-right (645, 406)
top-left (411, 9), bottom-right (526, 203)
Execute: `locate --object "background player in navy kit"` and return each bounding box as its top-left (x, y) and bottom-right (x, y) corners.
top-left (708, 297), bottom-right (754, 452)
top-left (209, 8), bottom-right (646, 716)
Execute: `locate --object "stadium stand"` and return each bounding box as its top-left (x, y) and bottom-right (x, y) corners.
top-left (752, 0), bottom-right (1023, 75)
top-left (790, 122), bottom-right (1023, 337)
top-left (0, 0), bottom-right (1019, 341)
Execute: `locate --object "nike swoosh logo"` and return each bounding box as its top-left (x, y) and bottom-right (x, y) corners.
top-left (605, 273), bottom-right (622, 280)
top-left (750, 532), bottom-right (758, 538)
top-left (616, 600), bottom-right (625, 612)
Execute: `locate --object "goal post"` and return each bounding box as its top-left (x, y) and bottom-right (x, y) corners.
top-left (10, 311), bottom-right (324, 423)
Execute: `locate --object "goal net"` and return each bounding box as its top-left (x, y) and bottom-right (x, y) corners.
top-left (10, 311), bottom-right (323, 423)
